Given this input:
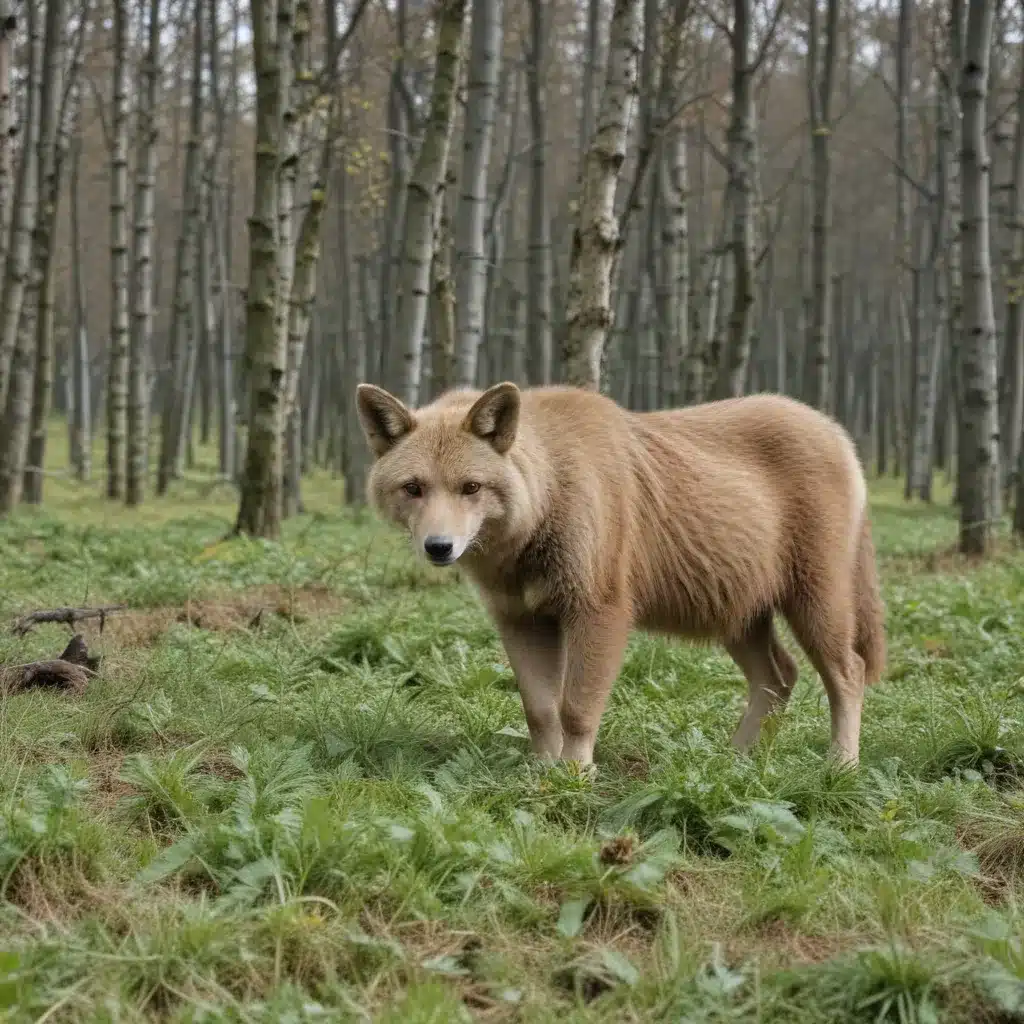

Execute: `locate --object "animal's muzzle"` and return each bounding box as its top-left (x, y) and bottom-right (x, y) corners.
top-left (423, 535), bottom-right (456, 566)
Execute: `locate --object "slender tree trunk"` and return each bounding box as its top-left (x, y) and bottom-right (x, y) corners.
top-left (379, 0), bottom-right (409, 388)
top-left (25, 8), bottom-right (79, 505)
top-left (1000, 50), bottom-right (1024, 499)
top-left (69, 132), bottom-right (90, 482)
top-left (0, 2), bottom-right (40, 408)
top-left (431, 169), bottom-right (457, 397)
top-left (526, 0), bottom-right (553, 385)
top-left (105, 0), bottom-right (129, 499)
top-left (657, 3), bottom-right (689, 408)
top-left (158, 0), bottom-right (204, 494)
top-left (0, 2), bottom-right (15, 267)
top-left (396, 0), bottom-right (468, 406)
top-left (580, 0), bottom-right (603, 156)
top-left (712, 0), bottom-right (756, 399)
top-left (482, 66), bottom-right (520, 381)
top-left (127, 0), bottom-right (160, 505)
top-left (0, 0), bottom-right (61, 512)
top-left (236, 0), bottom-right (287, 537)
top-left (455, 0), bottom-right (502, 387)
top-left (563, 0), bottom-right (642, 390)
top-left (213, 191), bottom-right (235, 479)
top-left (802, 0), bottom-right (839, 410)
top-left (911, 75), bottom-right (952, 502)
top-left (958, 0), bottom-right (1000, 554)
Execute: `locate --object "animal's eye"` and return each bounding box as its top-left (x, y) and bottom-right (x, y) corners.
top-left (462, 481), bottom-right (481, 496)
top-left (403, 481), bottom-right (422, 497)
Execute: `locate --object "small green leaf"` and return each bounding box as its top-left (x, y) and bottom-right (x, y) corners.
top-left (557, 897), bottom-right (591, 938)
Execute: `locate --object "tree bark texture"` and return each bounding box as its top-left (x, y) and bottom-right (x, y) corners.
top-left (24, 3), bottom-right (79, 505)
top-left (526, 0), bottom-right (553, 385)
top-left (105, 0), bottom-right (130, 499)
top-left (999, 49), bottom-right (1024, 497)
top-left (455, 0), bottom-right (502, 387)
top-left (0, 0), bottom-right (62, 510)
top-left (396, 0), bottom-right (467, 407)
top-left (712, 0), bottom-right (756, 400)
top-left (158, 0), bottom-right (204, 494)
top-left (0, 1), bottom-right (40, 410)
top-left (958, 0), bottom-right (1000, 554)
top-left (127, 0), bottom-right (160, 506)
top-left (563, 0), bottom-right (642, 391)
top-left (236, 0), bottom-right (286, 537)
top-left (802, 0), bottom-right (839, 411)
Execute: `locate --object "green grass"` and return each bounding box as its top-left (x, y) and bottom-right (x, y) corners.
top-left (1, 438), bottom-right (1024, 1021)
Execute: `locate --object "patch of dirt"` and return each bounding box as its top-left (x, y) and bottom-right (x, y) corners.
top-left (90, 584), bottom-right (347, 648)
top-left (87, 750), bottom-right (134, 814)
top-left (729, 918), bottom-right (869, 967)
top-left (201, 748), bottom-right (246, 781)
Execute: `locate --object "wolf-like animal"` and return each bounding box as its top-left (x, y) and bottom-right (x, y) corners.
top-left (355, 382), bottom-right (886, 766)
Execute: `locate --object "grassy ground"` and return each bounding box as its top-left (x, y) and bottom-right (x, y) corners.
top-left (1, 439), bottom-right (1024, 1022)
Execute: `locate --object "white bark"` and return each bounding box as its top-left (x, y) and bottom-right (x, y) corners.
top-left (958, 0), bottom-right (1000, 554)
top-left (396, 0), bottom-right (468, 407)
top-left (127, 0), bottom-right (160, 506)
top-left (525, 0), bottom-right (552, 384)
top-left (563, 0), bottom-right (642, 391)
top-left (454, 0), bottom-right (502, 387)
top-left (0, 2), bottom-right (40, 408)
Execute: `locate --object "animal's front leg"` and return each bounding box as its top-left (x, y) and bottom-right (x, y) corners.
top-left (559, 604), bottom-right (631, 765)
top-left (495, 613), bottom-right (566, 759)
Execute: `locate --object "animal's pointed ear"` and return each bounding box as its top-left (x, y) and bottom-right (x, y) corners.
top-left (355, 384), bottom-right (415, 457)
top-left (463, 382), bottom-right (520, 454)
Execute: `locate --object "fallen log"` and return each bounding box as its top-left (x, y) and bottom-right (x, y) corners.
top-left (12, 605), bottom-right (125, 637)
top-left (1, 634), bottom-right (99, 695)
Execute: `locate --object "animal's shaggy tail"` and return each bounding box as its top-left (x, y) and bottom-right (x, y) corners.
top-left (854, 514), bottom-right (886, 685)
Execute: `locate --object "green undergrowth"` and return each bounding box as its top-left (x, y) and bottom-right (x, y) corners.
top-left (0, 452), bottom-right (1023, 1021)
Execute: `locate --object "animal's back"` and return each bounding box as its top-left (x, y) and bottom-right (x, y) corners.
top-left (626, 393), bottom-right (867, 640)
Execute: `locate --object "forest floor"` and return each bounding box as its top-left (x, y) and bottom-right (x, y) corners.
top-left (2, 436), bottom-right (1024, 1022)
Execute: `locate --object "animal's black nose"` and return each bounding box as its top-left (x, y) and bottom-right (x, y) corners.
top-left (424, 536), bottom-right (454, 563)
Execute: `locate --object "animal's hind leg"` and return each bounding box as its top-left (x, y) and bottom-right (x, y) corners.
top-left (729, 614), bottom-right (798, 751)
top-left (784, 585), bottom-right (865, 765)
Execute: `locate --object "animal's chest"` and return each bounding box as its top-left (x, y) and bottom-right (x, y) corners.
top-left (466, 533), bottom-right (567, 620)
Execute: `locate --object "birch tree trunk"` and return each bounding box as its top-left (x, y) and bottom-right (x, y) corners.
top-left (157, 0), bottom-right (204, 494)
top-left (892, 0), bottom-right (913, 474)
top-left (236, 0), bottom-right (286, 537)
top-left (105, 0), bottom-right (129, 499)
top-left (396, 0), bottom-right (468, 407)
top-left (999, 51), bottom-right (1024, 498)
top-left (482, 66), bottom-right (520, 380)
top-left (0, 0), bottom-right (61, 512)
top-left (431, 169), bottom-right (457, 396)
top-left (379, 0), bottom-right (409, 389)
top-left (454, 0), bottom-right (502, 387)
top-left (580, 0), bottom-right (603, 155)
top-left (802, 0), bottom-right (839, 410)
top-left (213, 192), bottom-right (235, 480)
top-left (0, 2), bottom-right (15, 267)
top-left (712, 0), bottom-right (757, 400)
top-left (69, 131), bottom-right (89, 482)
top-left (0, 1), bottom-right (40, 408)
top-left (910, 73), bottom-right (952, 502)
top-left (25, 10), bottom-right (80, 505)
top-left (656, 0), bottom-right (689, 408)
top-left (526, 0), bottom-right (553, 385)
top-left (958, 0), bottom-right (1000, 555)
top-left (563, 0), bottom-right (642, 391)
top-left (127, 0), bottom-right (160, 506)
